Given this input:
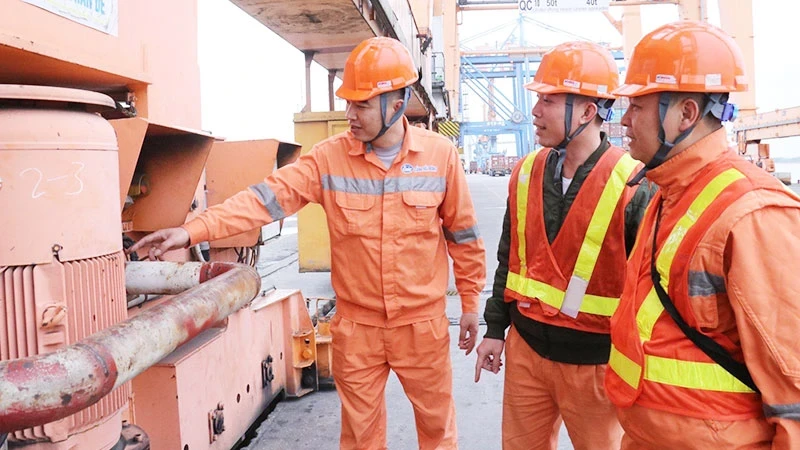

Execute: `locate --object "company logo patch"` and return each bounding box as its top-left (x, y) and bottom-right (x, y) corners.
top-left (377, 80), bottom-right (393, 89)
top-left (401, 163), bottom-right (438, 174)
top-left (563, 79), bottom-right (581, 89)
top-left (655, 74), bottom-right (677, 85)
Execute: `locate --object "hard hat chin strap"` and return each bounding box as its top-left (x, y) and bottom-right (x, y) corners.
top-left (366, 87), bottom-right (411, 152)
top-left (552, 94), bottom-right (613, 182)
top-left (552, 94), bottom-right (593, 182)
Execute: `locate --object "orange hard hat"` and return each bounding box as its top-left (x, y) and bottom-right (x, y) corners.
top-left (614, 20), bottom-right (748, 97)
top-left (335, 37), bottom-right (419, 102)
top-left (525, 41), bottom-right (618, 100)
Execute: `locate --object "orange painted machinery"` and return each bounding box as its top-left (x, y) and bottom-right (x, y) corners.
top-left (0, 1), bottom-right (327, 449)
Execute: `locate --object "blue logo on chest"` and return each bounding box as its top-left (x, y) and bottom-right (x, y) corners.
top-left (400, 163), bottom-right (438, 174)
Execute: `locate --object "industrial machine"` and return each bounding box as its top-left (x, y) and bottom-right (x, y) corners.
top-left (0, 76), bottom-right (316, 450)
top-left (0, 84), bottom-right (131, 449)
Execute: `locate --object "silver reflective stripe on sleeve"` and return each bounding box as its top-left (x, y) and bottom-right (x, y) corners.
top-left (443, 225), bottom-right (481, 244)
top-left (249, 183), bottom-right (286, 220)
top-left (688, 271), bottom-right (726, 297)
top-left (764, 403), bottom-right (800, 422)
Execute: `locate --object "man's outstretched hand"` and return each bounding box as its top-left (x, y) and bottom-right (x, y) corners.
top-left (127, 227), bottom-right (190, 260)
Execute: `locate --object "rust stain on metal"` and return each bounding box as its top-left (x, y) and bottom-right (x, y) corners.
top-left (302, 12), bottom-right (322, 24)
top-left (182, 316), bottom-right (203, 339)
top-left (0, 343), bottom-right (118, 430)
top-left (199, 261), bottom-right (234, 283)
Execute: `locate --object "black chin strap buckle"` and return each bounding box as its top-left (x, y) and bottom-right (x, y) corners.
top-left (627, 168), bottom-right (647, 187)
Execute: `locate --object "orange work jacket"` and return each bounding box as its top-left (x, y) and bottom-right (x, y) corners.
top-left (607, 129), bottom-right (800, 421)
top-left (182, 118), bottom-right (486, 328)
top-left (504, 145), bottom-right (641, 334)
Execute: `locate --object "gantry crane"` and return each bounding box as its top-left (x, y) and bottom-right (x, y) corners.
top-left (446, 0), bottom-right (758, 166)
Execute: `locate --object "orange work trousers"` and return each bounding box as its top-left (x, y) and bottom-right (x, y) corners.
top-left (617, 403), bottom-right (774, 449)
top-left (330, 314), bottom-right (458, 450)
top-left (502, 326), bottom-right (622, 450)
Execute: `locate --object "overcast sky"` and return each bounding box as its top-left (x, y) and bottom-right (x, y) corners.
top-left (198, 1), bottom-right (800, 161)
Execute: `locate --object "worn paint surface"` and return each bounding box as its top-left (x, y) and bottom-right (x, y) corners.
top-left (124, 260), bottom-right (204, 295)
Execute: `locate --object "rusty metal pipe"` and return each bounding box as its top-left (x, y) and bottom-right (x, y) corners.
top-left (0, 262), bottom-right (260, 433)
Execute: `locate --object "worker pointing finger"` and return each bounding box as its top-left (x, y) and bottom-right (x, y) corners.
top-left (474, 337), bottom-right (504, 382)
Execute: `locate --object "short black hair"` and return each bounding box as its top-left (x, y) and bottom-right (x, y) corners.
top-left (386, 89), bottom-right (405, 102)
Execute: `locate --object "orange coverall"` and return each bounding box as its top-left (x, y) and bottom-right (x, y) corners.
top-left (183, 118), bottom-right (486, 449)
top-left (608, 129), bottom-right (800, 449)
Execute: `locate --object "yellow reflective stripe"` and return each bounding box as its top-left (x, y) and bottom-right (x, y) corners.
top-left (573, 153), bottom-right (640, 280)
top-left (610, 344), bottom-right (641, 389)
top-left (579, 294), bottom-right (620, 316)
top-left (655, 169), bottom-right (745, 287)
top-left (636, 289), bottom-right (664, 343)
top-left (645, 355), bottom-right (755, 393)
top-left (507, 272), bottom-right (560, 306)
top-left (515, 151), bottom-right (539, 272)
top-left (506, 272), bottom-right (619, 316)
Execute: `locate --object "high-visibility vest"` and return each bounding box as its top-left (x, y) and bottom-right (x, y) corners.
top-left (505, 146), bottom-right (641, 333)
top-left (605, 156), bottom-right (795, 419)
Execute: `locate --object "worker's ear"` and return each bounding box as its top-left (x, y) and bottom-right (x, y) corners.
top-left (392, 97), bottom-right (405, 114)
top-left (580, 100), bottom-right (599, 125)
top-left (677, 95), bottom-right (703, 132)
